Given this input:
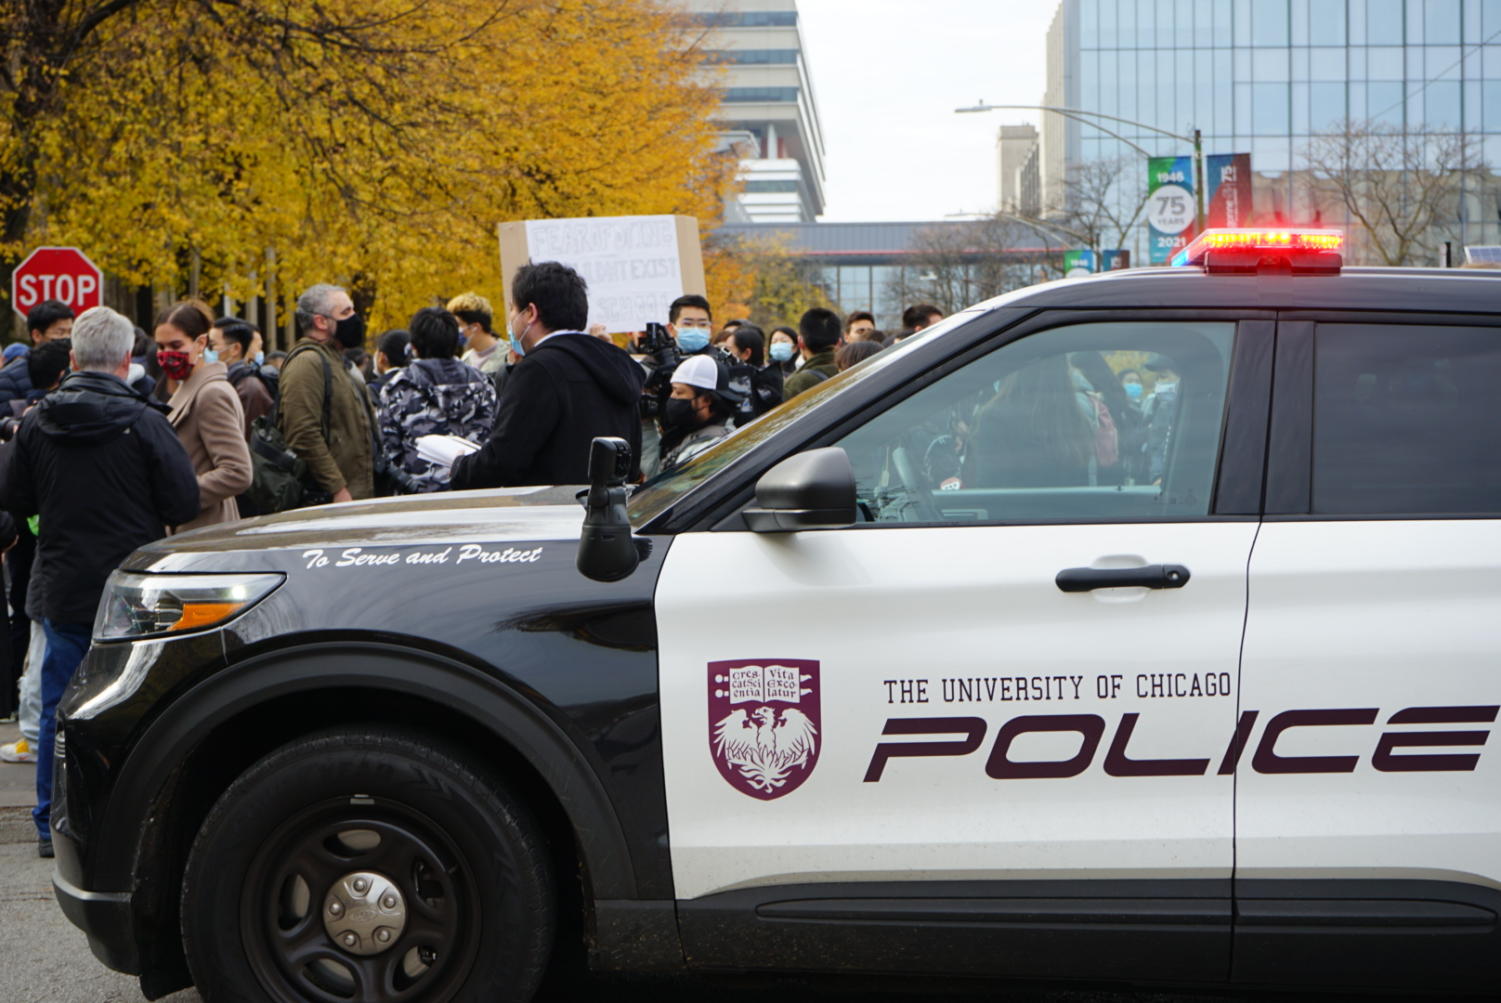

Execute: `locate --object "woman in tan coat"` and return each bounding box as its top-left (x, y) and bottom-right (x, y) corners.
top-left (154, 300), bottom-right (252, 532)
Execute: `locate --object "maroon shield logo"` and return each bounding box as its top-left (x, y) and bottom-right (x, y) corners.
top-left (708, 659), bottom-right (820, 800)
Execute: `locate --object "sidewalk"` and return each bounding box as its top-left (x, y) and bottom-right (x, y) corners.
top-left (0, 719), bottom-right (35, 809)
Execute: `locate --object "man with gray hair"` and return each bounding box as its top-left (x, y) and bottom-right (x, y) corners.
top-left (0, 305), bottom-right (199, 858)
top-left (279, 283), bottom-right (375, 502)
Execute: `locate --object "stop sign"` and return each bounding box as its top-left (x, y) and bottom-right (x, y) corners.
top-left (11, 246), bottom-right (104, 320)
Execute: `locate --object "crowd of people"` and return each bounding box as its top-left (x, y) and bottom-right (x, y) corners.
top-left (0, 261), bottom-right (943, 855)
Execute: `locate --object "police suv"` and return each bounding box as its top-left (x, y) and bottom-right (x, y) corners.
top-left (53, 231), bottom-right (1501, 1001)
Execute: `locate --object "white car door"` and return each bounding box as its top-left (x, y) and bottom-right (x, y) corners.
top-left (656, 317), bottom-right (1266, 978)
top-left (1235, 320), bottom-right (1501, 987)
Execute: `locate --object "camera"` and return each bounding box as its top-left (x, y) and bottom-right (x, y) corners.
top-left (638, 321), bottom-right (680, 421)
top-left (640, 321), bottom-right (675, 357)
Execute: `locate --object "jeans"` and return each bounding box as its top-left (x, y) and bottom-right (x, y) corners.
top-left (35, 620), bottom-right (90, 841)
top-left (17, 626), bottom-right (45, 742)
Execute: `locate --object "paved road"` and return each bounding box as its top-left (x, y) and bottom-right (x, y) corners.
top-left (0, 722), bottom-right (1447, 1003)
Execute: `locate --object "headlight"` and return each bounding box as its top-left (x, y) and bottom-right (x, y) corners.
top-left (93, 571), bottom-right (285, 642)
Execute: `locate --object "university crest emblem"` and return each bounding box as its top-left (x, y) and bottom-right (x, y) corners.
top-left (708, 659), bottom-right (820, 800)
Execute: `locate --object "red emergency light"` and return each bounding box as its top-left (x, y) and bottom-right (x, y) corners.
top-left (1171, 228), bottom-right (1345, 274)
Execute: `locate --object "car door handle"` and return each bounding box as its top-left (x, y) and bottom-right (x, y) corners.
top-left (1055, 564), bottom-right (1192, 593)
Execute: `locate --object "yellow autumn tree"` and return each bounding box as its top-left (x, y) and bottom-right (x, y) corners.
top-left (6, 0), bottom-right (738, 335)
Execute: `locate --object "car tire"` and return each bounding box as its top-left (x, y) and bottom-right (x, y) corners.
top-left (181, 727), bottom-right (554, 1003)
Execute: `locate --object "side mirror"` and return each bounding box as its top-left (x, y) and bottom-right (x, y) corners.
top-left (744, 447), bottom-right (857, 533)
top-left (577, 437), bottom-right (639, 582)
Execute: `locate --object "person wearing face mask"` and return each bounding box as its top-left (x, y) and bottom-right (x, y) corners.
top-left (659, 354), bottom-right (746, 472)
top-left (154, 300), bottom-right (253, 530)
top-left (209, 317), bottom-right (274, 440)
top-left (449, 261), bottom-right (644, 489)
top-left (767, 326), bottom-right (799, 377)
top-left (448, 291), bottom-right (505, 377)
top-left (645, 294), bottom-right (730, 463)
top-left (278, 283), bottom-right (379, 503)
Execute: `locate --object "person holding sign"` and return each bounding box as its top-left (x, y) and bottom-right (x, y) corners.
top-left (448, 262), bottom-right (644, 488)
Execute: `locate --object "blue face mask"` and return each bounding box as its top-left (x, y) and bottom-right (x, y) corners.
top-left (203, 348), bottom-right (219, 365)
top-left (253, 351), bottom-right (265, 367)
top-left (508, 317), bottom-right (529, 358)
top-left (676, 328), bottom-right (710, 353)
top-left (769, 341), bottom-right (795, 363)
top-left (1123, 381), bottom-right (1143, 400)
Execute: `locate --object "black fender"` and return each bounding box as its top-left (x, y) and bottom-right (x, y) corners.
top-left (94, 642), bottom-right (637, 899)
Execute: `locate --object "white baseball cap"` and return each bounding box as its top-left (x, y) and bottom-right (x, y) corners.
top-left (670, 354), bottom-right (720, 392)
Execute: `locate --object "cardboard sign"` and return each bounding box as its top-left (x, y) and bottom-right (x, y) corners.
top-left (497, 215), bottom-right (706, 334)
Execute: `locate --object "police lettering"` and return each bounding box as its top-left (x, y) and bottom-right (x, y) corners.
top-left (861, 705), bottom-right (1498, 782)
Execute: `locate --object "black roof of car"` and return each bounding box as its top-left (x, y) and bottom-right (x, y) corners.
top-left (988, 266), bottom-right (1501, 315)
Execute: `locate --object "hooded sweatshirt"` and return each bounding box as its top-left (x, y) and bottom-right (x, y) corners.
top-left (377, 356), bottom-right (498, 492)
top-left (0, 371), bottom-right (201, 624)
top-left (449, 332), bottom-right (645, 489)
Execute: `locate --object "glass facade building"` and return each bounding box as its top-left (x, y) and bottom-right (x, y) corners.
top-left (1053, 0), bottom-right (1501, 261)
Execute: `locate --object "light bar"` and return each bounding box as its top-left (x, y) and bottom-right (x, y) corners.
top-left (1172, 228), bottom-right (1345, 269)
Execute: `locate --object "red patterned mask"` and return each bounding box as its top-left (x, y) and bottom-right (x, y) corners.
top-left (157, 350), bottom-right (193, 381)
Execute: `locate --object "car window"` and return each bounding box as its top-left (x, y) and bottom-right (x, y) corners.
top-left (627, 312), bottom-right (980, 526)
top-left (832, 321), bottom-right (1237, 525)
top-left (1312, 324), bottom-right (1501, 516)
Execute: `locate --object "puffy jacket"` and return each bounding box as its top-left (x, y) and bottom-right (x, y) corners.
top-left (0, 355), bottom-right (36, 411)
top-left (378, 357), bottom-right (497, 493)
top-left (450, 332), bottom-right (644, 488)
top-left (0, 371), bottom-right (200, 624)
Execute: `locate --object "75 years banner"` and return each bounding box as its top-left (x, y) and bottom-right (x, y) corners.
top-left (1146, 153), bottom-right (1252, 265)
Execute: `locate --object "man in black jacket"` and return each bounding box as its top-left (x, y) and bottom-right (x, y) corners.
top-left (449, 262), bottom-right (644, 488)
top-left (0, 306), bottom-right (200, 856)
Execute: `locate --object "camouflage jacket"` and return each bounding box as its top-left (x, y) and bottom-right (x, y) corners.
top-left (376, 358), bottom-right (497, 493)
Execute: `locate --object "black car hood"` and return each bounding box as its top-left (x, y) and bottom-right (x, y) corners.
top-left (131, 486), bottom-right (589, 572)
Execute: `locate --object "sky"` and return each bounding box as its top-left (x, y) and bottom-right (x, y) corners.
top-left (795, 0), bottom-right (1061, 222)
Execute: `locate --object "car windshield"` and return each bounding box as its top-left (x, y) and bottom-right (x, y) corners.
top-left (627, 314), bottom-right (975, 527)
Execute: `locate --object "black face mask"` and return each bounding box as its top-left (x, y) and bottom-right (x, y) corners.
top-left (334, 312), bottom-right (366, 349)
top-left (664, 397), bottom-right (703, 433)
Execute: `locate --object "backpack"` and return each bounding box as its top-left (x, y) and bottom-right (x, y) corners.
top-left (227, 361), bottom-right (276, 403)
top-left (243, 345), bottom-right (333, 514)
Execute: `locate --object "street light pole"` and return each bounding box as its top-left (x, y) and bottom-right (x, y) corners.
top-left (956, 101), bottom-right (1208, 234)
top-left (1193, 128), bottom-right (1205, 234)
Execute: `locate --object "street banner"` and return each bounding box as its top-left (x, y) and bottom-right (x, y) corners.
top-left (1204, 153), bottom-right (1252, 229)
top-left (1146, 156), bottom-right (1195, 265)
top-left (1102, 249), bottom-right (1131, 270)
top-left (1063, 249), bottom-right (1097, 277)
top-left (497, 214), bottom-right (705, 334)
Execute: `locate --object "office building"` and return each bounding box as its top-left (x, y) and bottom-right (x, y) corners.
top-left (997, 124), bottom-right (1042, 214)
top-left (678, 0), bottom-right (827, 223)
top-left (1043, 0), bottom-right (1501, 263)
